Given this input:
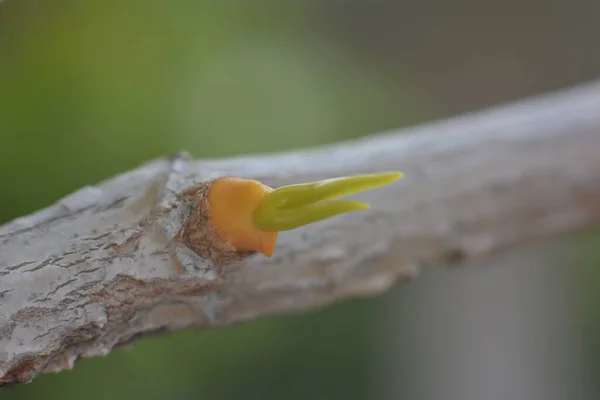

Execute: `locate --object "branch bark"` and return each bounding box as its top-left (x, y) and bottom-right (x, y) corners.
top-left (2, 80), bottom-right (600, 386)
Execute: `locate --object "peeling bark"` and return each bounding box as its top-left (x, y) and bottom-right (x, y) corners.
top-left (1, 80), bottom-right (600, 386)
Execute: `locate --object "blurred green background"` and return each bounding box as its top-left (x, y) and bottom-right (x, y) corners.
top-left (1, 1), bottom-right (599, 399)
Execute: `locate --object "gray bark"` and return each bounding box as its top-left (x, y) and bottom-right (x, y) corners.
top-left (1, 80), bottom-right (600, 386)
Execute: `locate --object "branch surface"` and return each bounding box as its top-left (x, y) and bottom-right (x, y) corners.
top-left (2, 81), bottom-right (600, 385)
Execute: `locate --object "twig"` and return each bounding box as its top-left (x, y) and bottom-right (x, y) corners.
top-left (1, 80), bottom-right (600, 386)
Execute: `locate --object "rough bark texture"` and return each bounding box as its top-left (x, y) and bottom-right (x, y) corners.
top-left (1, 80), bottom-right (600, 386)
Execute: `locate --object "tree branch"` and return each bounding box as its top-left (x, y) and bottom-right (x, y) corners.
top-left (2, 80), bottom-right (600, 386)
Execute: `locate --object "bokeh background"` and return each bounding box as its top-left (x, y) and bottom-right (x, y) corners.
top-left (1, 1), bottom-right (599, 399)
